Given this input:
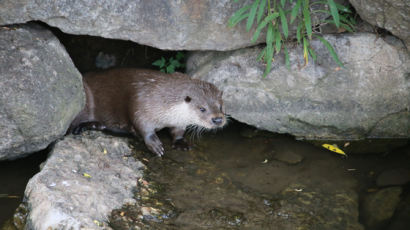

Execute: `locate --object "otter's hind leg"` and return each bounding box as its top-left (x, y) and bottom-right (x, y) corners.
top-left (170, 127), bottom-right (191, 151)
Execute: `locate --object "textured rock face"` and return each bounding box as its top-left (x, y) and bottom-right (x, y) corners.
top-left (187, 33), bottom-right (410, 140)
top-left (0, 0), bottom-right (331, 51)
top-left (24, 132), bottom-right (145, 229)
top-left (0, 0), bottom-right (259, 51)
top-left (0, 23), bottom-right (84, 160)
top-left (349, 0), bottom-right (410, 50)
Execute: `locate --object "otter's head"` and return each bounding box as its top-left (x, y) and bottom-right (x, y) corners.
top-left (183, 81), bottom-right (226, 129)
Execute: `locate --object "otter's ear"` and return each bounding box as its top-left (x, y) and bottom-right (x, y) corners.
top-left (184, 96), bottom-right (192, 103)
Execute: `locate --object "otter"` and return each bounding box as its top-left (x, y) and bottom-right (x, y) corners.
top-left (68, 68), bottom-right (226, 156)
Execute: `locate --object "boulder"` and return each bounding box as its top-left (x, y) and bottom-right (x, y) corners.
top-left (349, 0), bottom-right (410, 50)
top-left (362, 187), bottom-right (402, 230)
top-left (23, 132), bottom-right (145, 229)
top-left (187, 33), bottom-right (410, 140)
top-left (387, 193), bottom-right (410, 230)
top-left (0, 23), bottom-right (84, 160)
top-left (0, 0), bottom-right (332, 51)
top-left (376, 168), bottom-right (410, 187)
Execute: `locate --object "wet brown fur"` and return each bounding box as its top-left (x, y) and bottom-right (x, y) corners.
top-left (69, 68), bottom-right (225, 156)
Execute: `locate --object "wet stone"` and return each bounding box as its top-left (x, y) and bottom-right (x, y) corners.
top-left (272, 150), bottom-right (304, 165)
top-left (387, 193), bottom-right (410, 230)
top-left (362, 187), bottom-right (402, 230)
top-left (109, 178), bottom-right (177, 230)
top-left (264, 184), bottom-right (364, 230)
top-left (376, 168), bottom-right (410, 187)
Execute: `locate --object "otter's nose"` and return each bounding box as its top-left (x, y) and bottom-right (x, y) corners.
top-left (212, 117), bottom-right (223, 125)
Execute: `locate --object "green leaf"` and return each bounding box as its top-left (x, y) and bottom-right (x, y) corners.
top-left (257, 47), bottom-right (267, 61)
top-left (228, 4), bottom-right (252, 27)
top-left (166, 65), bottom-right (175, 73)
top-left (313, 34), bottom-right (344, 67)
top-left (303, 36), bottom-right (309, 66)
top-left (290, 0), bottom-right (302, 23)
top-left (281, 0), bottom-right (286, 8)
top-left (246, 0), bottom-right (260, 31)
top-left (275, 28), bottom-right (282, 53)
top-left (335, 3), bottom-right (351, 13)
top-left (323, 20), bottom-right (353, 32)
top-left (176, 52), bottom-right (184, 60)
top-left (278, 7), bottom-right (288, 39)
top-left (264, 23), bottom-right (274, 78)
top-left (152, 60), bottom-right (163, 67)
top-left (170, 59), bottom-right (181, 68)
top-left (284, 45), bottom-right (290, 70)
top-left (256, 0), bottom-right (267, 24)
top-left (251, 12), bottom-right (279, 42)
top-left (152, 57), bottom-right (166, 68)
top-left (296, 21), bottom-right (303, 44)
top-left (303, 0), bottom-right (312, 39)
top-left (230, 13), bottom-right (251, 27)
top-left (339, 14), bottom-right (356, 29)
top-left (308, 46), bottom-right (317, 61)
top-left (327, 0), bottom-right (340, 28)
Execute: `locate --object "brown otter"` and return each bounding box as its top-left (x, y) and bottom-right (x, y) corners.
top-left (68, 68), bottom-right (226, 156)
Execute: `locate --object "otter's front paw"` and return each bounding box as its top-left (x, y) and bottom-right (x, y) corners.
top-left (172, 138), bottom-right (191, 151)
top-left (145, 134), bottom-right (164, 156)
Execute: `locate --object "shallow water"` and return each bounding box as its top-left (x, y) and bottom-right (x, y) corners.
top-left (110, 124), bottom-right (410, 229)
top-left (1, 123), bottom-right (409, 229)
top-left (0, 151), bottom-right (47, 227)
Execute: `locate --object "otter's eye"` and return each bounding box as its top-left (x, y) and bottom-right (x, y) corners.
top-left (199, 107), bottom-right (206, 113)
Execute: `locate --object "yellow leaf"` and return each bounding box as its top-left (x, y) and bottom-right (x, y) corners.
top-left (83, 173), bottom-right (92, 178)
top-left (93, 220), bottom-right (102, 226)
top-left (322, 144), bottom-right (347, 156)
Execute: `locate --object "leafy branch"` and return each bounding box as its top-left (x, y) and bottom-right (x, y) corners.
top-left (152, 52), bottom-right (185, 74)
top-left (229, 0), bottom-right (355, 77)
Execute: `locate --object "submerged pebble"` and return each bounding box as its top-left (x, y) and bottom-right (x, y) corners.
top-left (272, 150), bottom-right (304, 165)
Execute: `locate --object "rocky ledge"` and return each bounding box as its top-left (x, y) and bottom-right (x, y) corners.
top-left (22, 132), bottom-right (145, 229)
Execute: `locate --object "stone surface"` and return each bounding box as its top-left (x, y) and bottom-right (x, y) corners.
top-left (349, 0), bottom-right (410, 50)
top-left (387, 193), bottom-right (410, 230)
top-left (23, 132), bottom-right (145, 229)
top-left (0, 0), bottom-right (260, 51)
top-left (272, 150), bottom-right (304, 165)
top-left (187, 33), bottom-right (410, 140)
top-left (376, 168), bottom-right (410, 187)
top-left (0, 0), bottom-right (332, 51)
top-left (272, 184), bottom-right (364, 230)
top-left (0, 23), bottom-right (84, 160)
top-left (362, 187), bottom-right (402, 230)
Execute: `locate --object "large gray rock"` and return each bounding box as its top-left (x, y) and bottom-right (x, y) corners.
top-left (0, 0), bottom-right (331, 51)
top-left (349, 0), bottom-right (410, 50)
top-left (0, 23), bottom-right (84, 160)
top-left (187, 33), bottom-right (410, 140)
top-left (0, 0), bottom-right (258, 50)
top-left (24, 132), bottom-right (145, 229)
